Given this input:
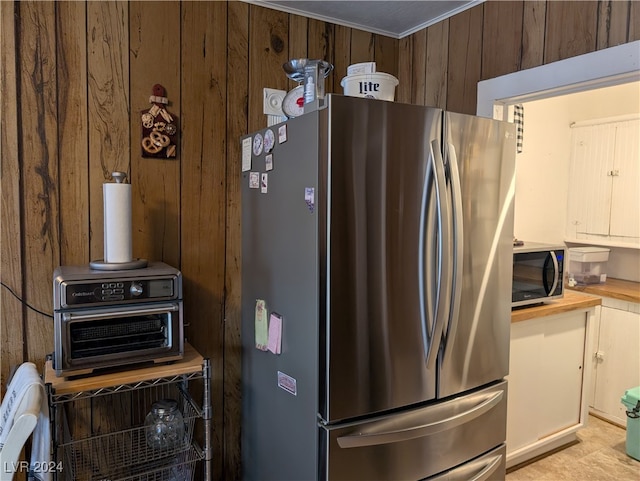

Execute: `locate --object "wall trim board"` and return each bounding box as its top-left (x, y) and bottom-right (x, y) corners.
top-left (477, 40), bottom-right (640, 119)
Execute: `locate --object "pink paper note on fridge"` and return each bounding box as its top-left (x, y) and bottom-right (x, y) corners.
top-left (268, 313), bottom-right (282, 354)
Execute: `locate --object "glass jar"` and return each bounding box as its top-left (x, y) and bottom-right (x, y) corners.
top-left (144, 398), bottom-right (185, 450)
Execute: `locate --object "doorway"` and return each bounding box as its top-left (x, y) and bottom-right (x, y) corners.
top-left (476, 41), bottom-right (640, 282)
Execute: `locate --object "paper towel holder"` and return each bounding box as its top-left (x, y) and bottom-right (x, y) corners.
top-left (90, 171), bottom-right (148, 271)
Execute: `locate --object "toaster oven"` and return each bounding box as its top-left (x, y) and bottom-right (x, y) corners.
top-left (53, 262), bottom-right (184, 376)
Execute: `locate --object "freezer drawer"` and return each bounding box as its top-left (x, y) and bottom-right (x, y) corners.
top-left (428, 444), bottom-right (505, 481)
top-left (319, 381), bottom-right (507, 481)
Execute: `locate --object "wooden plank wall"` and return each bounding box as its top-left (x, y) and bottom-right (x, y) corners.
top-left (1, 1), bottom-right (637, 479)
top-left (0, 2), bottom-right (394, 479)
top-left (398, 0), bottom-right (640, 113)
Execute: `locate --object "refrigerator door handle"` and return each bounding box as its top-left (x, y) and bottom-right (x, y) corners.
top-left (442, 143), bottom-right (464, 364)
top-left (425, 140), bottom-right (451, 370)
top-left (336, 390), bottom-right (504, 448)
top-left (419, 147), bottom-right (436, 361)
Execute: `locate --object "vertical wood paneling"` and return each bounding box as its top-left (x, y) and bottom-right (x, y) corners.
top-left (447, 5), bottom-right (483, 114)
top-left (597, 0), bottom-right (631, 49)
top-left (350, 28), bottom-right (375, 63)
top-left (248, 6), bottom-right (289, 132)
top-left (425, 20), bottom-right (449, 109)
top-left (57, 1), bottom-right (89, 266)
top-left (225, 2), bottom-right (249, 477)
top-left (481, 1), bottom-right (524, 80)
top-left (289, 13), bottom-right (309, 59)
top-left (333, 25), bottom-right (352, 90)
top-left (544, 1), bottom-right (598, 64)
top-left (19, 1), bottom-right (59, 365)
top-left (288, 14), bottom-right (308, 90)
top-left (282, 15), bottom-right (309, 91)
top-left (410, 29), bottom-right (427, 105)
top-left (521, 0), bottom-right (546, 70)
top-left (396, 35), bottom-right (412, 103)
top-left (129, 1), bottom-right (181, 267)
top-left (308, 19), bottom-right (335, 92)
top-left (87, 1), bottom-right (130, 261)
top-left (225, 3), bottom-right (249, 478)
top-left (1, 0), bottom-right (24, 390)
top-left (180, 2), bottom-right (228, 479)
top-left (374, 34), bottom-right (398, 77)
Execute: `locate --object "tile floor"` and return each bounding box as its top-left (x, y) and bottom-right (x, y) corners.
top-left (506, 415), bottom-right (640, 480)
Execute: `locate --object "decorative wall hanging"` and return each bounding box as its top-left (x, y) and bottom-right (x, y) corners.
top-left (140, 84), bottom-right (179, 158)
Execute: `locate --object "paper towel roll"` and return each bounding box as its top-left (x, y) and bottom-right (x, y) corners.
top-left (103, 182), bottom-right (132, 263)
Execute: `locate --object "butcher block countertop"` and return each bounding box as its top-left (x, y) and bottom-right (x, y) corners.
top-left (567, 277), bottom-right (640, 304)
top-left (511, 290), bottom-right (601, 323)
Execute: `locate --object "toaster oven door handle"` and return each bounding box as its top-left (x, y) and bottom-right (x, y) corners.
top-left (62, 304), bottom-right (179, 322)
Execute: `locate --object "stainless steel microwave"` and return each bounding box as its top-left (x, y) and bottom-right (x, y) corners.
top-left (512, 242), bottom-right (565, 308)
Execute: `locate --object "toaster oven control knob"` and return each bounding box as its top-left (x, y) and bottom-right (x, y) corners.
top-left (130, 282), bottom-right (143, 297)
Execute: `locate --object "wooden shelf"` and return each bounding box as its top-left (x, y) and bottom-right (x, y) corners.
top-left (45, 342), bottom-right (204, 396)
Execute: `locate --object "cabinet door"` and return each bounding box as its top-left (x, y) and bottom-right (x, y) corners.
top-left (507, 320), bottom-right (543, 453)
top-left (610, 119), bottom-right (640, 239)
top-left (507, 312), bottom-right (587, 454)
top-left (567, 123), bottom-right (615, 237)
top-left (538, 314), bottom-right (586, 438)
top-left (593, 304), bottom-right (640, 425)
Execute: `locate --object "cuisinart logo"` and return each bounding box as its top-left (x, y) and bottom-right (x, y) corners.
top-left (72, 291), bottom-right (94, 297)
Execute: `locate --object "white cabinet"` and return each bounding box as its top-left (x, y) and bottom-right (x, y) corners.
top-left (506, 308), bottom-right (594, 468)
top-left (589, 297), bottom-right (640, 426)
top-left (566, 116), bottom-right (640, 247)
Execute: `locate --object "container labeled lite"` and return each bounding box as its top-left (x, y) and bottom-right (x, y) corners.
top-left (341, 72), bottom-right (398, 101)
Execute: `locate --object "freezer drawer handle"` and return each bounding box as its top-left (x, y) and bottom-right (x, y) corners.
top-left (430, 452), bottom-right (503, 481)
top-left (468, 454), bottom-right (503, 481)
top-left (336, 390), bottom-right (503, 448)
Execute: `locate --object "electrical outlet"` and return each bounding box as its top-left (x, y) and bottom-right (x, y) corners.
top-left (263, 88), bottom-right (286, 116)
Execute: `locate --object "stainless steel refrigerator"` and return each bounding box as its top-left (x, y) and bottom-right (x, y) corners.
top-left (241, 95), bottom-right (516, 480)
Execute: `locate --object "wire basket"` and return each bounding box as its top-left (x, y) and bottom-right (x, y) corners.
top-left (56, 382), bottom-right (203, 481)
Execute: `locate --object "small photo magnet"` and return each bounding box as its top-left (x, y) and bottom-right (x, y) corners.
top-left (249, 172), bottom-right (260, 189)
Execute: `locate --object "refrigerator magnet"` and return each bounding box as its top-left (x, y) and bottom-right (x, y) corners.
top-left (278, 124), bottom-right (287, 144)
top-left (252, 132), bottom-right (264, 156)
top-left (277, 371), bottom-right (297, 396)
top-left (305, 187), bottom-right (315, 212)
top-left (264, 128), bottom-right (275, 153)
top-left (261, 173), bottom-right (268, 193)
top-left (255, 299), bottom-right (268, 351)
top-left (242, 137), bottom-right (252, 172)
top-left (265, 154), bottom-right (274, 172)
top-left (267, 312), bottom-right (282, 354)
top-left (249, 172), bottom-right (260, 189)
